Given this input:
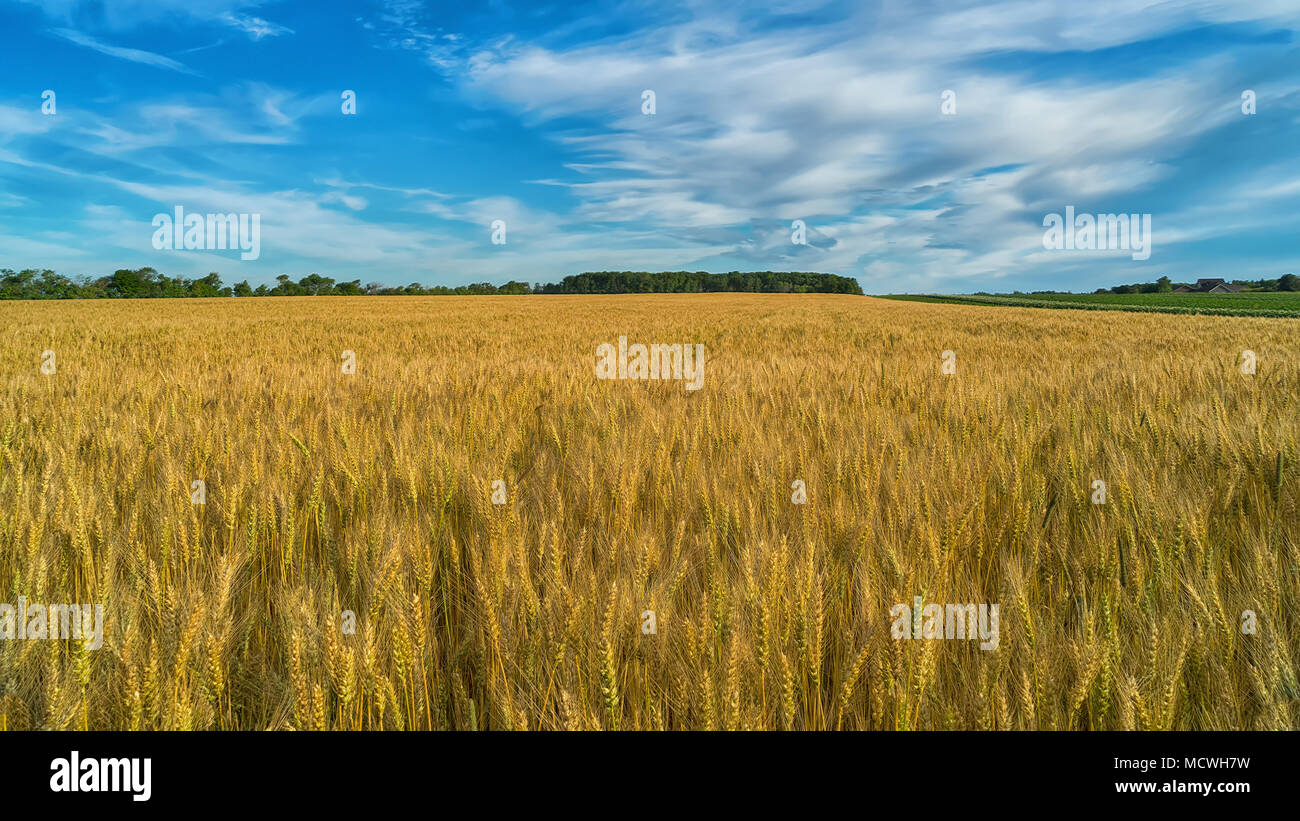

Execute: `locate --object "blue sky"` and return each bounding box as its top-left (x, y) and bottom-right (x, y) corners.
top-left (0, 0), bottom-right (1297, 293)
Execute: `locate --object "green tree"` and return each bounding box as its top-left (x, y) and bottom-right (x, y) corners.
top-left (109, 268), bottom-right (148, 298)
top-left (1, 269), bottom-right (37, 299)
top-left (272, 274), bottom-right (303, 296)
top-left (190, 272), bottom-right (224, 298)
top-left (298, 273), bottom-right (335, 295)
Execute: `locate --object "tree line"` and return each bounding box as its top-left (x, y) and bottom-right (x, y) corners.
top-left (981, 274), bottom-right (1300, 297)
top-left (534, 270), bottom-right (863, 294)
top-left (1090, 274), bottom-right (1299, 295)
top-left (0, 268), bottom-right (862, 299)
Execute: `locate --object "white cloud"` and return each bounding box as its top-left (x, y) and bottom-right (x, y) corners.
top-left (47, 28), bottom-right (200, 74)
top-left (26, 0), bottom-right (291, 35)
top-left (220, 12), bottom-right (293, 39)
top-left (448, 0), bottom-right (1291, 284)
top-left (0, 104), bottom-right (59, 141)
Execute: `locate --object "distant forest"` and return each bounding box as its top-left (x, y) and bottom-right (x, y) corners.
top-left (0, 268), bottom-right (863, 299)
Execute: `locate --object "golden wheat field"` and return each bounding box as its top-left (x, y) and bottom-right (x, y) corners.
top-left (0, 293), bottom-right (1296, 731)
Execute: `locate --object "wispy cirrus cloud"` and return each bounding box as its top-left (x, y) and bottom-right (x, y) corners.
top-left (219, 12), bottom-right (293, 40)
top-left (449, 0), bottom-right (1300, 290)
top-left (47, 27), bottom-right (201, 74)
top-left (361, 0), bottom-right (470, 70)
top-left (24, 0), bottom-right (292, 36)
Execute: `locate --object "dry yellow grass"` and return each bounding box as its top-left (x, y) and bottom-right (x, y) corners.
top-left (0, 293), bottom-right (1296, 730)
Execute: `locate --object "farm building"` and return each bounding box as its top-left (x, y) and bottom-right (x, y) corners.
top-left (1172, 278), bottom-right (1241, 294)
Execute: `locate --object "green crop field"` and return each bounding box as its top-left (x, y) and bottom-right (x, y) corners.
top-left (881, 291), bottom-right (1300, 317)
